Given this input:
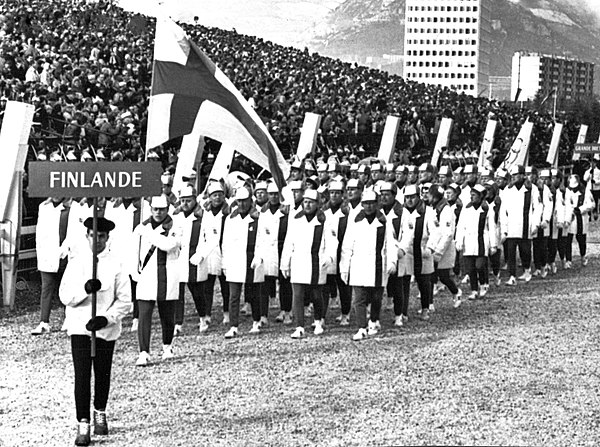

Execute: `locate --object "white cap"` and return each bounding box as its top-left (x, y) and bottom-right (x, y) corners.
top-left (347, 179), bottom-right (361, 189)
top-left (289, 180), bottom-right (303, 191)
top-left (350, 163), bottom-right (359, 171)
top-left (464, 164), bottom-right (477, 174)
top-left (568, 176), bottom-right (579, 189)
top-left (421, 182), bottom-right (432, 190)
top-left (234, 188), bottom-right (251, 201)
top-left (267, 182), bottom-right (279, 194)
top-left (150, 195), bottom-right (168, 208)
top-left (303, 189), bottom-right (319, 202)
top-left (66, 150), bottom-right (77, 161)
top-left (540, 169), bottom-right (551, 178)
top-left (207, 182), bottom-right (224, 195)
top-left (180, 185), bottom-right (196, 198)
top-left (255, 181), bottom-right (268, 191)
top-left (438, 165), bottom-right (452, 176)
top-left (361, 190), bottom-right (378, 202)
top-left (328, 181), bottom-right (345, 191)
top-left (472, 184), bottom-right (487, 195)
top-left (371, 163), bottom-right (382, 172)
top-left (161, 173), bottom-right (173, 186)
top-left (317, 163), bottom-right (327, 173)
top-left (404, 185), bottom-right (419, 197)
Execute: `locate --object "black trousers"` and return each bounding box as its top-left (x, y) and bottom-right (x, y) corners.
top-left (229, 282), bottom-right (262, 326)
top-left (176, 282), bottom-right (206, 324)
top-left (327, 274), bottom-right (352, 315)
top-left (130, 277), bottom-right (138, 319)
top-left (205, 274), bottom-right (229, 316)
top-left (137, 300), bottom-right (176, 352)
top-left (71, 335), bottom-right (115, 421)
top-left (433, 266), bottom-right (459, 295)
top-left (292, 284), bottom-right (323, 327)
top-left (388, 275), bottom-right (406, 316)
top-left (353, 286), bottom-right (383, 328)
top-left (463, 256), bottom-right (487, 292)
top-left (505, 238), bottom-right (532, 277)
top-left (488, 250), bottom-right (502, 276)
top-left (566, 234), bottom-right (587, 260)
top-left (548, 234), bottom-right (567, 263)
top-left (402, 274), bottom-right (432, 311)
top-left (262, 274), bottom-right (293, 314)
top-left (532, 233), bottom-right (548, 270)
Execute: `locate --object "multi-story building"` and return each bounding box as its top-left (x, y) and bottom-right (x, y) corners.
top-left (511, 52), bottom-right (595, 103)
top-left (403, 0), bottom-right (491, 96)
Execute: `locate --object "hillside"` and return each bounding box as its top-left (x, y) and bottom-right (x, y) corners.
top-left (311, 0), bottom-right (600, 79)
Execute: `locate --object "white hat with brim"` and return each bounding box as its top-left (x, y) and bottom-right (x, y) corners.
top-left (234, 188), bottom-right (251, 201)
top-left (180, 185), bottom-right (196, 198)
top-left (267, 183), bottom-right (279, 194)
top-left (150, 195), bottom-right (168, 208)
top-left (404, 185), bottom-right (419, 197)
top-left (207, 182), bottom-right (224, 195)
top-left (361, 190), bottom-right (378, 202)
top-left (289, 180), bottom-right (303, 191)
top-left (303, 189), bottom-right (319, 202)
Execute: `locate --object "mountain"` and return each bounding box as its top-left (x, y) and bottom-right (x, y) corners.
top-left (310, 0), bottom-right (600, 83)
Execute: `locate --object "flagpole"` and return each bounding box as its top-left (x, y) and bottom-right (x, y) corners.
top-left (91, 197), bottom-right (98, 358)
top-left (553, 92), bottom-right (557, 120)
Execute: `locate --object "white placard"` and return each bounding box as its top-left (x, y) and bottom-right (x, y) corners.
top-left (377, 116), bottom-right (401, 163)
top-left (573, 125), bottom-right (588, 161)
top-left (478, 119), bottom-right (497, 170)
top-left (546, 123), bottom-right (564, 168)
top-left (296, 113), bottom-right (322, 160)
top-left (431, 118), bottom-right (453, 166)
top-left (500, 119), bottom-right (534, 171)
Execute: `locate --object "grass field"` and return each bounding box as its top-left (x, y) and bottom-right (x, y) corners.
top-left (2, 236), bottom-right (600, 446)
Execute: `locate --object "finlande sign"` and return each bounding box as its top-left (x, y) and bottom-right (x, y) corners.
top-left (28, 162), bottom-right (164, 197)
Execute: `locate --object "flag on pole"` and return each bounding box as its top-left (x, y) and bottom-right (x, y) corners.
top-left (431, 118), bottom-right (453, 167)
top-left (146, 19), bottom-right (289, 188)
top-left (477, 119), bottom-right (497, 170)
top-left (546, 122), bottom-right (563, 168)
top-left (500, 119), bottom-right (534, 171)
top-left (540, 89), bottom-right (556, 107)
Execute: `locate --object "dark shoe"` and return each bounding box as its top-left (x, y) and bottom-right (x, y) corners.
top-left (93, 409), bottom-right (108, 436)
top-left (74, 419), bottom-right (90, 446)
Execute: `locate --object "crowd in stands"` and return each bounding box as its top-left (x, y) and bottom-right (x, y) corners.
top-left (0, 0), bottom-right (594, 173)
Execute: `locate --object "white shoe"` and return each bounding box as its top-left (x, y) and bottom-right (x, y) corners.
top-left (540, 266), bottom-right (548, 278)
top-left (420, 309), bottom-right (430, 321)
top-left (468, 290), bottom-right (479, 300)
top-left (241, 302), bottom-right (251, 316)
top-left (135, 351), bottom-right (149, 367)
top-left (249, 321), bottom-right (261, 334)
top-left (291, 327), bottom-right (305, 339)
top-left (520, 269), bottom-right (532, 282)
top-left (367, 321), bottom-right (379, 336)
top-left (313, 320), bottom-right (324, 335)
top-left (335, 314), bottom-right (343, 322)
top-left (429, 304), bottom-right (436, 312)
top-left (461, 274), bottom-right (469, 284)
top-left (453, 289), bottom-right (463, 308)
top-left (394, 315), bottom-right (404, 326)
top-left (479, 284), bottom-right (489, 298)
top-left (173, 324), bottom-right (183, 337)
top-left (161, 345), bottom-right (174, 360)
top-left (494, 274), bottom-right (502, 286)
top-left (31, 322), bottom-right (50, 335)
top-left (564, 261), bottom-right (572, 270)
top-left (259, 316), bottom-right (269, 328)
top-left (532, 269), bottom-right (541, 277)
top-left (224, 327), bottom-right (238, 339)
top-left (551, 262), bottom-right (558, 275)
top-left (505, 276), bottom-right (517, 286)
top-left (582, 255), bottom-right (589, 267)
top-left (130, 318), bottom-right (138, 332)
top-left (339, 314), bottom-right (350, 326)
top-left (275, 311), bottom-right (285, 322)
top-left (199, 318), bottom-right (209, 333)
top-left (433, 284), bottom-right (442, 296)
top-left (283, 313), bottom-right (293, 325)
top-left (222, 312), bottom-right (230, 325)
top-left (353, 328), bottom-right (368, 341)
top-left (417, 308), bottom-right (422, 315)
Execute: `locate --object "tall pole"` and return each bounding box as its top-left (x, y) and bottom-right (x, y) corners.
top-left (553, 90), bottom-right (558, 120)
top-left (91, 197), bottom-right (98, 358)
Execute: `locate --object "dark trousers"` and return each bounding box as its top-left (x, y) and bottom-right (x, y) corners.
top-left (130, 277), bottom-right (138, 319)
top-left (566, 234), bottom-right (587, 260)
top-left (137, 300), bottom-right (176, 352)
top-left (453, 251), bottom-right (461, 276)
top-left (533, 234), bottom-right (548, 270)
top-left (229, 282), bottom-right (262, 326)
top-left (505, 238), bottom-right (532, 277)
top-left (463, 256), bottom-right (486, 292)
top-left (402, 274), bottom-right (432, 311)
top-left (548, 234), bottom-right (567, 263)
top-left (353, 286), bottom-right (383, 328)
top-left (278, 273), bottom-right (293, 312)
top-left (388, 275), bottom-right (405, 316)
top-left (327, 274), bottom-right (352, 315)
top-left (71, 335), bottom-right (115, 421)
top-left (292, 283), bottom-right (323, 328)
top-left (433, 267), bottom-right (459, 295)
top-left (176, 282), bottom-right (205, 324)
top-left (40, 269), bottom-right (65, 323)
top-left (489, 250), bottom-right (502, 276)
top-left (205, 274), bottom-right (229, 316)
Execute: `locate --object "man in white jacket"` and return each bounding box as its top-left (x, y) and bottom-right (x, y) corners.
top-left (59, 216), bottom-right (131, 446)
top-left (340, 190), bottom-right (395, 340)
top-left (281, 189), bottom-right (336, 339)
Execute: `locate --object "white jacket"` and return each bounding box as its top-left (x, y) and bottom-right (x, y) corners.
top-left (455, 202), bottom-right (497, 257)
top-left (199, 204), bottom-right (229, 276)
top-left (500, 183), bottom-right (542, 239)
top-left (281, 210), bottom-right (337, 285)
top-left (173, 210), bottom-right (208, 283)
top-left (59, 245), bottom-right (132, 341)
top-left (427, 201), bottom-right (456, 269)
top-left (132, 216), bottom-right (182, 301)
top-left (548, 188), bottom-right (567, 239)
top-left (339, 210), bottom-right (394, 287)
top-left (36, 199), bottom-right (78, 273)
top-left (323, 204), bottom-right (349, 275)
top-left (565, 186), bottom-right (595, 235)
top-left (397, 204), bottom-right (435, 276)
top-left (259, 204), bottom-right (288, 277)
top-left (221, 209), bottom-right (266, 284)
top-left (104, 199), bottom-right (142, 277)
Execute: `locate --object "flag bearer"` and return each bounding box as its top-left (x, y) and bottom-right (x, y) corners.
top-left (565, 174), bottom-right (594, 267)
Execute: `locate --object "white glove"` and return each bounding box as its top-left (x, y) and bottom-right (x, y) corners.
top-left (490, 246), bottom-right (498, 256)
top-left (422, 248), bottom-right (433, 259)
top-left (59, 244), bottom-right (69, 259)
top-left (386, 264), bottom-right (397, 275)
top-left (340, 271), bottom-right (349, 284)
top-left (250, 257), bottom-right (262, 269)
top-left (321, 256), bottom-right (333, 268)
top-left (189, 253), bottom-right (204, 266)
top-left (281, 269), bottom-right (290, 279)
